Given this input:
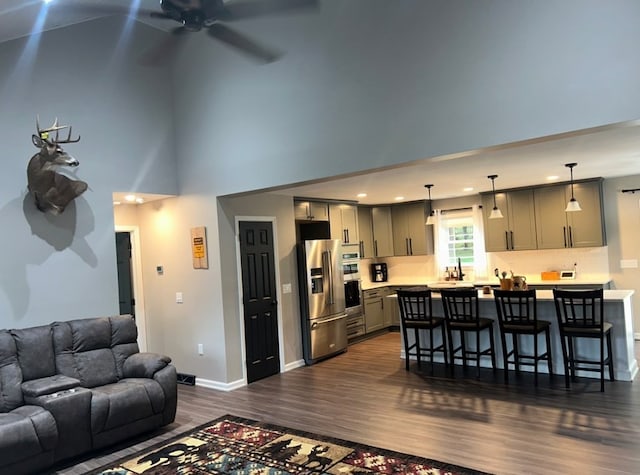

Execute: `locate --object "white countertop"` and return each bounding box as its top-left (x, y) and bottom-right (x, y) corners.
top-left (362, 278), bottom-right (612, 291)
top-left (384, 288), bottom-right (634, 301)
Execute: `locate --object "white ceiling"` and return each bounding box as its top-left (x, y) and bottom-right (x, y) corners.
top-left (276, 121), bottom-right (640, 204)
top-left (3, 1), bottom-right (640, 205)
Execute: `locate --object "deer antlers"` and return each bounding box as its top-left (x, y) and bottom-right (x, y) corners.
top-left (36, 115), bottom-right (81, 144)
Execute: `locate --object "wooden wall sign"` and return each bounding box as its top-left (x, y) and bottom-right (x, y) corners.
top-left (191, 226), bottom-right (208, 269)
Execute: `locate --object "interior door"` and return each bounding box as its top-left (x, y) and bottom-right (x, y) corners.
top-left (239, 221), bottom-right (281, 383)
top-left (115, 232), bottom-right (135, 317)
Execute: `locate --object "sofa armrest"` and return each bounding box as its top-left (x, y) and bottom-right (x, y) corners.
top-left (21, 375), bottom-right (81, 398)
top-left (123, 352), bottom-right (171, 379)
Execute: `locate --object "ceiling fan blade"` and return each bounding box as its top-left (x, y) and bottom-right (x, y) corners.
top-left (207, 23), bottom-right (280, 63)
top-left (222, 0), bottom-right (318, 21)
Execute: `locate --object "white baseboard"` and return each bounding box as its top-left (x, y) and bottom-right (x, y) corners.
top-left (284, 359), bottom-right (306, 372)
top-left (195, 377), bottom-right (245, 392)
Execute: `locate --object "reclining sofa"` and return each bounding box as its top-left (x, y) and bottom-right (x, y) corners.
top-left (0, 315), bottom-right (177, 475)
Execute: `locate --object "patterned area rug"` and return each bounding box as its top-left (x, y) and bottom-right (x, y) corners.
top-left (87, 415), bottom-right (491, 474)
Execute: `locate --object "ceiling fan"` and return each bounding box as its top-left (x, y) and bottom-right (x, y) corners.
top-left (66, 0), bottom-right (318, 63)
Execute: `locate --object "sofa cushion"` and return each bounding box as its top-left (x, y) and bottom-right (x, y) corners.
top-left (53, 318), bottom-right (119, 387)
top-left (0, 331), bottom-right (23, 412)
top-left (0, 406), bottom-right (57, 465)
top-left (110, 315), bottom-right (140, 378)
top-left (90, 381), bottom-right (162, 433)
top-left (10, 325), bottom-right (55, 382)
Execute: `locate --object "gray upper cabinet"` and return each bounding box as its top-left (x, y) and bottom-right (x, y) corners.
top-left (294, 200), bottom-right (329, 221)
top-left (371, 206), bottom-right (394, 257)
top-left (534, 180), bottom-right (605, 249)
top-left (391, 202), bottom-right (431, 256)
top-left (482, 189), bottom-right (537, 251)
top-left (357, 206), bottom-right (374, 258)
top-left (329, 203), bottom-right (359, 246)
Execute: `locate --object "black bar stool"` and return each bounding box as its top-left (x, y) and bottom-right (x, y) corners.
top-left (493, 289), bottom-right (553, 386)
top-left (552, 288), bottom-right (614, 392)
top-left (396, 289), bottom-right (448, 371)
top-left (440, 289), bottom-right (496, 378)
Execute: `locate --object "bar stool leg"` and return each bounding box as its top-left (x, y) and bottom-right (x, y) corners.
top-left (545, 327), bottom-right (553, 377)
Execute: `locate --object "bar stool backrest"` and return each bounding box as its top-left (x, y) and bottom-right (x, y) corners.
top-left (440, 289), bottom-right (479, 324)
top-left (553, 288), bottom-right (604, 330)
top-left (494, 289), bottom-right (537, 326)
top-left (397, 290), bottom-right (433, 324)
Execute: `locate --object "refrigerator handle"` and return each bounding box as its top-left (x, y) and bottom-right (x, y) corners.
top-left (324, 250), bottom-right (334, 305)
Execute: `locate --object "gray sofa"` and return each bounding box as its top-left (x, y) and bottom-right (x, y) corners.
top-left (0, 315), bottom-right (177, 475)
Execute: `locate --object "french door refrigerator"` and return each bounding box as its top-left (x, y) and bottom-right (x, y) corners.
top-left (298, 239), bottom-right (348, 365)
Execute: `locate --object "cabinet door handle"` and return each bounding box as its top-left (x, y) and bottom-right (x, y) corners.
top-left (563, 226), bottom-right (567, 248)
top-left (346, 229), bottom-right (349, 243)
top-left (569, 226), bottom-right (574, 247)
top-left (374, 240), bottom-right (378, 257)
top-left (510, 231), bottom-right (514, 250)
top-left (505, 231), bottom-right (509, 250)
top-left (359, 241), bottom-right (364, 258)
top-left (409, 238), bottom-right (413, 255)
top-left (381, 297), bottom-right (384, 310)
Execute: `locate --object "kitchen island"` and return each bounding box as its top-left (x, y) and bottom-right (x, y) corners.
top-left (388, 288), bottom-right (637, 381)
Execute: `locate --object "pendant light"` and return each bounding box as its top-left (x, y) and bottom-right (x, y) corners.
top-left (487, 174), bottom-right (503, 219)
top-left (564, 162), bottom-right (582, 212)
top-left (424, 184), bottom-right (435, 225)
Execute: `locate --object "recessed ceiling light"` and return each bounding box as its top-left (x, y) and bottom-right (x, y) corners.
top-left (113, 201), bottom-right (121, 206)
top-left (357, 193), bottom-right (367, 198)
top-left (463, 187), bottom-right (474, 192)
top-left (547, 175), bottom-right (559, 181)
top-left (135, 197), bottom-right (145, 204)
top-left (43, 0), bottom-right (55, 4)
top-left (394, 196), bottom-right (405, 201)
top-left (125, 194), bottom-right (136, 202)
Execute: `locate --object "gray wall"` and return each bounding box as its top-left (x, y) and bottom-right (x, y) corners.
top-left (0, 17), bottom-right (178, 326)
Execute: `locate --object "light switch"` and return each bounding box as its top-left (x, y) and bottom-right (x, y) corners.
top-left (282, 283), bottom-right (292, 294)
top-left (176, 292), bottom-right (183, 303)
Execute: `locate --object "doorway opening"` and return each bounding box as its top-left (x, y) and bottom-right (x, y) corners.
top-left (114, 226), bottom-right (148, 351)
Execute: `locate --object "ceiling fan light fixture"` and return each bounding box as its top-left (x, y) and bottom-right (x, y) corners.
top-left (564, 162), bottom-right (582, 212)
top-left (424, 184), bottom-right (435, 225)
top-left (487, 174), bottom-right (504, 219)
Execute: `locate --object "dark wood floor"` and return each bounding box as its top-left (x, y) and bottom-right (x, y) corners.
top-left (54, 331), bottom-right (640, 475)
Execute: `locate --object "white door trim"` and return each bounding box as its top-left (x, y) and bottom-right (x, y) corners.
top-left (115, 225), bottom-right (148, 352)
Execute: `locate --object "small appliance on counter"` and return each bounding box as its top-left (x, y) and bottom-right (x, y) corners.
top-left (371, 262), bottom-right (388, 282)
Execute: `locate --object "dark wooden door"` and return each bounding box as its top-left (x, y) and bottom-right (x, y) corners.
top-left (115, 232), bottom-right (135, 317)
top-left (239, 221), bottom-right (280, 383)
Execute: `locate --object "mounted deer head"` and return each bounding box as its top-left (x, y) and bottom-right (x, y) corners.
top-left (28, 116), bottom-right (88, 215)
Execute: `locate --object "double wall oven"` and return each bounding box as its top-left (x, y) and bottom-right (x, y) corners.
top-left (342, 249), bottom-right (365, 340)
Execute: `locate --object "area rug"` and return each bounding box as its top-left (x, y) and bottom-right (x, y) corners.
top-left (87, 414), bottom-right (491, 475)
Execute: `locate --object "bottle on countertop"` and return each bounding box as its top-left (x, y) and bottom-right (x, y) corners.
top-left (444, 267), bottom-right (450, 281)
top-left (451, 267), bottom-right (458, 280)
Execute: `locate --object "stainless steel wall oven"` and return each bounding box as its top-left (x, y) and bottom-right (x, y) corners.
top-left (342, 249), bottom-right (365, 339)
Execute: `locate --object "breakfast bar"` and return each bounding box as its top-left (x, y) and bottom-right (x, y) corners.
top-left (391, 288), bottom-right (638, 381)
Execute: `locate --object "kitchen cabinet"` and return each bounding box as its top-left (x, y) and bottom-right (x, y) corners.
top-left (357, 206), bottom-right (374, 258)
top-left (534, 180), bottom-right (605, 249)
top-left (363, 288), bottom-right (388, 333)
top-left (294, 200), bottom-right (329, 221)
top-left (384, 288), bottom-right (401, 327)
top-left (481, 189), bottom-right (537, 251)
top-left (391, 201), bottom-right (432, 256)
top-left (371, 206), bottom-right (394, 257)
top-left (329, 203), bottom-right (359, 246)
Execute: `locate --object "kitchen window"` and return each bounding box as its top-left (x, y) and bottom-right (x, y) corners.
top-left (446, 217), bottom-right (474, 266)
top-left (433, 205), bottom-right (487, 279)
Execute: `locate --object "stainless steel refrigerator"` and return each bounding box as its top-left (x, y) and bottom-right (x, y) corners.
top-left (298, 239), bottom-right (348, 365)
